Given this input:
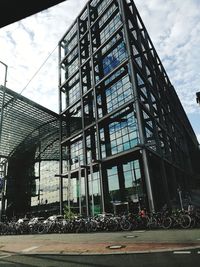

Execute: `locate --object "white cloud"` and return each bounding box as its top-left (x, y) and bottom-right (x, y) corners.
top-left (134, 0), bottom-right (200, 138)
top-left (134, 0), bottom-right (200, 115)
top-left (0, 0), bottom-right (88, 112)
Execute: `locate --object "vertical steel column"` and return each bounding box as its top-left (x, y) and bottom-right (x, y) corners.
top-left (89, 151), bottom-right (95, 216)
top-left (78, 158), bottom-right (82, 215)
top-left (58, 43), bottom-right (63, 215)
top-left (67, 150), bottom-right (71, 212)
top-left (0, 159), bottom-right (7, 221)
top-left (0, 61), bottom-right (8, 147)
top-left (83, 162), bottom-right (89, 216)
top-left (118, 0), bottom-right (155, 212)
top-left (59, 105), bottom-right (63, 216)
top-left (77, 16), bottom-right (89, 217)
top-left (87, 3), bottom-right (105, 214)
top-left (38, 145), bottom-right (41, 206)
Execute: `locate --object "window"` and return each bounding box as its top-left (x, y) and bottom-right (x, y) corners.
top-left (101, 109), bottom-right (139, 158)
top-left (107, 166), bottom-right (119, 192)
top-left (123, 160), bottom-right (142, 200)
top-left (94, 40), bottom-right (127, 83)
top-left (103, 42), bottom-right (126, 76)
top-left (105, 74), bottom-right (133, 113)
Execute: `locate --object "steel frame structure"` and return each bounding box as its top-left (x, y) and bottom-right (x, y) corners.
top-left (0, 86), bottom-right (59, 159)
top-left (0, 86), bottom-right (60, 218)
top-left (58, 0), bottom-right (200, 215)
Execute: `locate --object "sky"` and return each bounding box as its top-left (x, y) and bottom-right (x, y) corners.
top-left (0, 0), bottom-right (200, 142)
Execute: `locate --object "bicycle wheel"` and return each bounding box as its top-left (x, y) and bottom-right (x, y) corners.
top-left (120, 220), bottom-right (131, 231)
top-left (109, 220), bottom-right (119, 232)
top-left (131, 220), bottom-right (139, 230)
top-left (90, 221), bottom-right (98, 232)
top-left (37, 224), bottom-right (46, 234)
top-left (190, 216), bottom-right (196, 228)
top-left (180, 214), bottom-right (191, 229)
top-left (147, 217), bottom-right (157, 229)
top-left (162, 217), bottom-right (172, 229)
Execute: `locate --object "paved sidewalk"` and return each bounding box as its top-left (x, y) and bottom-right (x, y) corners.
top-left (0, 229), bottom-right (200, 255)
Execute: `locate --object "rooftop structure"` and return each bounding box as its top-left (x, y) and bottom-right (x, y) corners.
top-left (0, 86), bottom-right (60, 218)
top-left (0, 86), bottom-right (59, 159)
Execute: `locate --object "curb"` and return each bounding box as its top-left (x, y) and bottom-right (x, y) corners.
top-left (10, 244), bottom-right (200, 256)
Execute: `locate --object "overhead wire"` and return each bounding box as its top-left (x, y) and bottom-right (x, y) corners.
top-left (0, 43), bottom-right (59, 156)
top-left (20, 44), bottom-right (58, 95)
top-left (1, 43), bottom-right (58, 113)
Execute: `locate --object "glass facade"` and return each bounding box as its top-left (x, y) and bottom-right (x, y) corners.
top-left (31, 161), bottom-right (59, 207)
top-left (107, 160), bottom-right (142, 207)
top-left (100, 109), bottom-right (139, 158)
top-left (58, 0), bottom-right (200, 214)
top-left (59, 0), bottom-right (143, 215)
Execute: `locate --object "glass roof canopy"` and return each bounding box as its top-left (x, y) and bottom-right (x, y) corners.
top-left (0, 86), bottom-right (59, 160)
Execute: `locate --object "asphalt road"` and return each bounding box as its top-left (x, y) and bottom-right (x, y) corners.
top-left (0, 249), bottom-right (200, 267)
top-left (0, 229), bottom-right (200, 266)
top-left (0, 229), bottom-right (200, 254)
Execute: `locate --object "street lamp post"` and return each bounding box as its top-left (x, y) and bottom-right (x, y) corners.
top-left (196, 91), bottom-right (200, 149)
top-left (0, 61), bottom-right (8, 222)
top-left (0, 61), bottom-right (8, 147)
top-left (177, 187), bottom-right (184, 211)
top-left (196, 92), bottom-right (200, 105)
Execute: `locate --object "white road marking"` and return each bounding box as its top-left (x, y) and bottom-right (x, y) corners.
top-left (108, 245), bottom-right (123, 249)
top-left (173, 251), bottom-right (191, 254)
top-left (21, 246), bottom-right (39, 253)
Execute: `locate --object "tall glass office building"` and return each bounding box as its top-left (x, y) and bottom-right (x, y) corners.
top-left (58, 0), bottom-right (200, 216)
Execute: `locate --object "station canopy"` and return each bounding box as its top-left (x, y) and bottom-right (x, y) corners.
top-left (0, 86), bottom-right (59, 160)
top-left (0, 0), bottom-right (66, 28)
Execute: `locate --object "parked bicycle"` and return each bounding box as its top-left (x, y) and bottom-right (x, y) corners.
top-left (0, 208), bottom-right (199, 236)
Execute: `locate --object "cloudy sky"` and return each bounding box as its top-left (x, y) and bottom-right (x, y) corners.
top-left (0, 0), bottom-right (200, 142)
